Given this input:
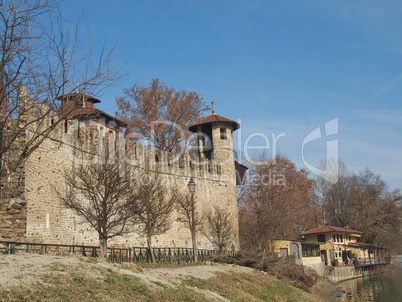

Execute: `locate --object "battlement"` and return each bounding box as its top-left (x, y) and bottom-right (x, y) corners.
top-left (33, 110), bottom-right (225, 182)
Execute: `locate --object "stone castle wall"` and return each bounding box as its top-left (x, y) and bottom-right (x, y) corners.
top-left (23, 113), bottom-right (239, 250)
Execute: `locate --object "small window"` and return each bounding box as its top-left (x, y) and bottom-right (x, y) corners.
top-left (336, 235), bottom-right (339, 242)
top-left (302, 244), bottom-right (320, 257)
top-left (333, 235), bottom-right (336, 242)
top-left (318, 235), bottom-right (325, 242)
top-left (90, 128), bottom-right (95, 144)
top-left (220, 128), bottom-right (227, 140)
top-left (340, 235), bottom-right (343, 242)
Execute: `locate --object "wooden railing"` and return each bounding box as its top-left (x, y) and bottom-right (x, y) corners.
top-left (0, 241), bottom-right (237, 264)
top-left (354, 257), bottom-right (391, 267)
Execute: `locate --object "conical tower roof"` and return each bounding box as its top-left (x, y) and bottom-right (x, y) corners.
top-left (188, 114), bottom-right (240, 132)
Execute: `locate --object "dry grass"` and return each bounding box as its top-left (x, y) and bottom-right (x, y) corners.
top-left (209, 252), bottom-right (317, 292)
top-left (183, 271), bottom-right (308, 302)
top-left (0, 263), bottom-right (313, 302)
top-left (0, 254), bottom-right (333, 301)
top-left (0, 268), bottom-right (210, 302)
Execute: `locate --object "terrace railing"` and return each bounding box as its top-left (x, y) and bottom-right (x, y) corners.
top-left (354, 257), bottom-right (391, 267)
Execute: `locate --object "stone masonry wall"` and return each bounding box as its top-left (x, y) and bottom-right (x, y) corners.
top-left (24, 116), bottom-right (239, 250)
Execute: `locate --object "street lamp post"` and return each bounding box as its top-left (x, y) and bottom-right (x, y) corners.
top-left (187, 178), bottom-right (197, 262)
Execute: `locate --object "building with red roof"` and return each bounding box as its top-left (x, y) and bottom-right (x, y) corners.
top-left (301, 225), bottom-right (388, 268)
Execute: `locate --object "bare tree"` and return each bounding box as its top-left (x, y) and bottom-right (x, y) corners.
top-left (316, 162), bottom-right (402, 253)
top-left (116, 78), bottom-right (210, 153)
top-left (55, 158), bottom-right (133, 258)
top-left (0, 0), bottom-right (122, 198)
top-left (177, 191), bottom-right (204, 261)
top-left (314, 160), bottom-right (349, 226)
top-left (128, 171), bottom-right (178, 263)
top-left (204, 204), bottom-right (233, 252)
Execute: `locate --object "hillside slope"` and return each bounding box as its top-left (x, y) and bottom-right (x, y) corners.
top-left (0, 254), bottom-right (336, 301)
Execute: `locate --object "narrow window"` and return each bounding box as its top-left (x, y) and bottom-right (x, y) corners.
top-left (90, 128), bottom-right (95, 144)
top-left (220, 128), bottom-right (227, 140)
top-left (340, 235), bottom-right (343, 242)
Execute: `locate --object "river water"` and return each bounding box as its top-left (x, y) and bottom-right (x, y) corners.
top-left (336, 257), bottom-right (402, 301)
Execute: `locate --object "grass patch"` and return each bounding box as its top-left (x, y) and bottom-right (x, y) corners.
top-left (183, 271), bottom-right (308, 302)
top-left (210, 252), bottom-right (317, 291)
top-left (150, 281), bottom-right (167, 288)
top-left (135, 260), bottom-right (201, 269)
top-left (0, 267), bottom-right (212, 302)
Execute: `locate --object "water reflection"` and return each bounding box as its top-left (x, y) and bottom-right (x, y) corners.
top-left (337, 258), bottom-right (402, 302)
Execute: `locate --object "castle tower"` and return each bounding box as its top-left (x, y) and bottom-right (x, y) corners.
top-left (189, 113), bottom-right (239, 170)
top-left (189, 112), bottom-right (240, 249)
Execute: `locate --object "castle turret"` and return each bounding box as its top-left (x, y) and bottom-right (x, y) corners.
top-left (189, 112), bottom-right (240, 249)
top-left (188, 113), bottom-right (239, 164)
top-left (189, 112), bottom-right (240, 190)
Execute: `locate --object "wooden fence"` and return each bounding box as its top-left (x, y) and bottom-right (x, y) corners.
top-left (0, 241), bottom-right (236, 264)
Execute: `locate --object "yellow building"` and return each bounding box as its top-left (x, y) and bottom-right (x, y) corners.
top-left (272, 239), bottom-right (324, 275)
top-left (301, 225), bottom-right (363, 266)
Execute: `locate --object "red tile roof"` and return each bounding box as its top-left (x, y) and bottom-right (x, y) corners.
top-left (188, 114), bottom-right (240, 132)
top-left (67, 108), bottom-right (126, 127)
top-left (56, 93), bottom-right (101, 103)
top-left (301, 225), bottom-right (363, 236)
top-left (57, 93), bottom-right (125, 127)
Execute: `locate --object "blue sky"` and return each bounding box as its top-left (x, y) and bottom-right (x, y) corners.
top-left (60, 0), bottom-right (402, 190)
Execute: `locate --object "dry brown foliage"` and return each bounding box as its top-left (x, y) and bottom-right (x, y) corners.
top-left (239, 155), bottom-right (317, 251)
top-left (116, 78), bottom-right (210, 153)
top-left (317, 166), bottom-right (402, 253)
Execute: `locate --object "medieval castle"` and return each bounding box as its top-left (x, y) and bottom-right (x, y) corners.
top-left (0, 90), bottom-right (243, 250)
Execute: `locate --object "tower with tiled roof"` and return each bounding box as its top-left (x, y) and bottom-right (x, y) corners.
top-left (189, 108), bottom-right (240, 247)
top-left (189, 110), bottom-right (239, 161)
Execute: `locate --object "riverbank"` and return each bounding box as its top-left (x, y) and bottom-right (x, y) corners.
top-left (0, 254), bottom-right (338, 301)
top-left (334, 261), bottom-right (402, 301)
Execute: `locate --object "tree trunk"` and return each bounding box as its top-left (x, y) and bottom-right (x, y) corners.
top-left (100, 237), bottom-right (108, 258)
top-left (147, 235), bottom-right (156, 263)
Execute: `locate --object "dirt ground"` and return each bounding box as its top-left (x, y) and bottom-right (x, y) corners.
top-left (0, 254), bottom-right (337, 301)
